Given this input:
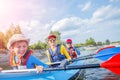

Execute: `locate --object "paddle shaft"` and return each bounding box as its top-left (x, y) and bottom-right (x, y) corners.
top-left (1, 64), bottom-right (100, 73)
top-left (49, 54), bottom-right (94, 66)
top-left (72, 52), bottom-right (115, 62)
top-left (44, 64), bottom-right (100, 71)
top-left (71, 55), bottom-right (94, 62)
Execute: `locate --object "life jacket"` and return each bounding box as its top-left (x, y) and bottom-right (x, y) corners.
top-left (67, 47), bottom-right (77, 59)
top-left (10, 49), bottom-right (33, 67)
top-left (48, 44), bottom-right (66, 62)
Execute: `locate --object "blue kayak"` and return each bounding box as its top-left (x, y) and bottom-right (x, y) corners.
top-left (0, 60), bottom-right (85, 80)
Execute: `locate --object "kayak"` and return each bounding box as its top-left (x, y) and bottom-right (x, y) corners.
top-left (0, 59), bottom-right (85, 80)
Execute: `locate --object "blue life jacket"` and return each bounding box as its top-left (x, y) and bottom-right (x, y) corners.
top-left (48, 44), bottom-right (66, 62)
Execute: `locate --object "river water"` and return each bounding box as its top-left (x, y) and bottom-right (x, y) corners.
top-left (0, 49), bottom-right (120, 80)
top-left (79, 49), bottom-right (120, 80)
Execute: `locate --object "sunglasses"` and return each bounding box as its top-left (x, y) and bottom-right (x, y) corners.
top-left (49, 39), bottom-right (56, 42)
top-left (67, 42), bottom-right (72, 44)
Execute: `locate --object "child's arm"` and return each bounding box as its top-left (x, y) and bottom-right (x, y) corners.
top-left (61, 45), bottom-right (71, 60)
top-left (27, 55), bottom-right (49, 68)
top-left (27, 55), bottom-right (49, 73)
top-left (74, 48), bottom-right (81, 55)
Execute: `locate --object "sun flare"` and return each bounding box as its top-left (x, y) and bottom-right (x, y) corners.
top-left (0, 1), bottom-right (7, 16)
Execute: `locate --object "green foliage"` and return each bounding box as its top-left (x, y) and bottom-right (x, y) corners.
top-left (61, 41), bottom-right (66, 46)
top-left (14, 24), bottom-right (22, 34)
top-left (4, 28), bottom-right (13, 48)
top-left (105, 39), bottom-right (110, 45)
top-left (85, 37), bottom-right (96, 46)
top-left (74, 43), bottom-right (84, 48)
top-left (0, 32), bottom-right (5, 49)
top-left (29, 41), bottom-right (47, 50)
top-left (0, 23), bottom-right (22, 50)
top-left (97, 41), bottom-right (103, 46)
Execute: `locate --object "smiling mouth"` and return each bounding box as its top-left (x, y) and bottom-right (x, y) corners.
top-left (18, 52), bottom-right (25, 55)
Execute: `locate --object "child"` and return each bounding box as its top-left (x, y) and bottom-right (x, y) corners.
top-left (46, 34), bottom-right (71, 67)
top-left (7, 34), bottom-right (49, 72)
top-left (66, 39), bottom-right (80, 59)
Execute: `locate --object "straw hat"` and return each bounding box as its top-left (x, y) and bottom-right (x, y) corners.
top-left (7, 34), bottom-right (29, 49)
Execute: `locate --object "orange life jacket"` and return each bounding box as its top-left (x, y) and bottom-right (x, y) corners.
top-left (67, 47), bottom-right (77, 59)
top-left (10, 50), bottom-right (33, 67)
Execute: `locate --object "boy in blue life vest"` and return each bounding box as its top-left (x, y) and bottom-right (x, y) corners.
top-left (7, 34), bottom-right (49, 72)
top-left (46, 34), bottom-right (71, 67)
top-left (66, 39), bottom-right (80, 59)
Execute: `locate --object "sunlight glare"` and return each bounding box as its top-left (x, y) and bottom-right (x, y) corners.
top-left (0, 0), bottom-right (8, 17)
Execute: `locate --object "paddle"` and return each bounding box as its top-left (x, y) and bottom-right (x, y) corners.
top-left (45, 53), bottom-right (120, 76)
top-left (47, 46), bottom-right (120, 66)
top-left (96, 45), bottom-right (115, 53)
top-left (2, 53), bottom-right (120, 76)
top-left (71, 46), bottom-right (120, 62)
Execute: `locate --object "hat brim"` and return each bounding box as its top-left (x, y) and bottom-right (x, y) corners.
top-left (48, 35), bottom-right (56, 39)
top-left (7, 38), bottom-right (29, 50)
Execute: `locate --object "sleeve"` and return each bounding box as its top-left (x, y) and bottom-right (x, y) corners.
top-left (60, 45), bottom-right (71, 60)
top-left (27, 55), bottom-right (49, 68)
top-left (46, 50), bottom-right (52, 64)
top-left (74, 48), bottom-right (81, 55)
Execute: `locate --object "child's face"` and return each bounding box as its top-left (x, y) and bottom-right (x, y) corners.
top-left (66, 42), bottom-right (72, 48)
top-left (48, 38), bottom-right (56, 47)
top-left (12, 41), bottom-right (28, 57)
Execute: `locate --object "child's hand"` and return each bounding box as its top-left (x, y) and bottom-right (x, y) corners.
top-left (36, 66), bottom-right (43, 73)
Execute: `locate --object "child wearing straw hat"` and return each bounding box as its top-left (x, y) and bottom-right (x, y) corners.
top-left (7, 34), bottom-right (49, 72)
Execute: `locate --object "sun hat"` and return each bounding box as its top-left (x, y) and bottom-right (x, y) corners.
top-left (47, 34), bottom-right (56, 40)
top-left (66, 39), bottom-right (72, 43)
top-left (7, 34), bottom-right (29, 49)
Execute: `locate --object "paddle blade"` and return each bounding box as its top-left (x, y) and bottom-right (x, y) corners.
top-left (101, 53), bottom-right (120, 75)
top-left (96, 46), bottom-right (115, 53)
top-left (94, 47), bottom-right (120, 61)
